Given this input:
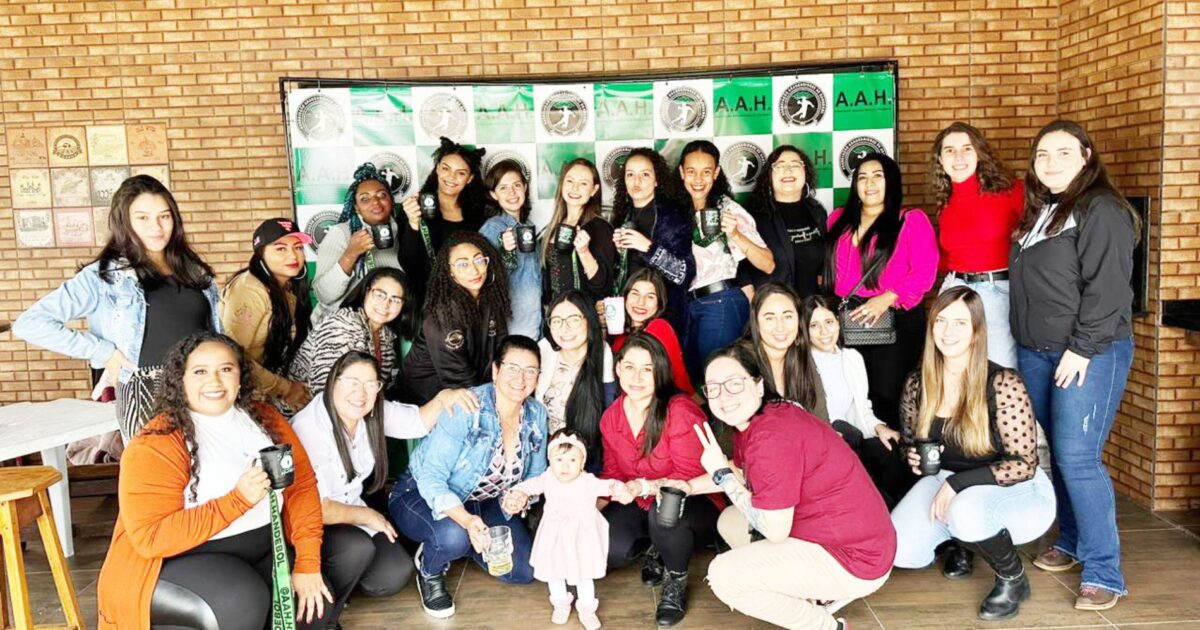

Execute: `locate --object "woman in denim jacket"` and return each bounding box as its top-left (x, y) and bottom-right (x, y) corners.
top-left (14, 175), bottom-right (220, 441)
top-left (389, 335), bottom-right (548, 620)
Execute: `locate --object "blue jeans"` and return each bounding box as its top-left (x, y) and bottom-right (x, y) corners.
top-left (388, 473), bottom-right (534, 584)
top-left (940, 274), bottom-right (1017, 368)
top-left (1017, 337), bottom-right (1133, 594)
top-left (684, 286), bottom-right (750, 380)
top-left (891, 468), bottom-right (1056, 569)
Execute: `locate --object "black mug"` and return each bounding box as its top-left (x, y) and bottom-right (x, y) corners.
top-left (655, 487), bottom-right (686, 529)
top-left (554, 224), bottom-right (577, 252)
top-left (699, 207), bottom-right (722, 238)
top-left (370, 223), bottom-right (395, 249)
top-left (259, 444), bottom-right (295, 490)
top-left (515, 223), bottom-right (536, 253)
top-left (916, 439), bottom-right (941, 476)
top-left (419, 192), bottom-right (438, 220)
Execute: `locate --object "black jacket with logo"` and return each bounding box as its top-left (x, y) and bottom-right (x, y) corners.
top-left (401, 308), bottom-right (500, 405)
top-left (1009, 190), bottom-right (1136, 358)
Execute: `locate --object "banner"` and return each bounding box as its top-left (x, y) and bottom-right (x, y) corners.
top-left (284, 67), bottom-right (897, 248)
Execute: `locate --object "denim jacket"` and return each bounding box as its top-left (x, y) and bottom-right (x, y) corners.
top-left (479, 214), bottom-right (542, 339)
top-left (409, 383), bottom-right (548, 519)
top-left (13, 260), bottom-right (222, 384)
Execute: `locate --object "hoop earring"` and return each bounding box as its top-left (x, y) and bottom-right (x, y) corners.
top-left (295, 263), bottom-right (308, 280)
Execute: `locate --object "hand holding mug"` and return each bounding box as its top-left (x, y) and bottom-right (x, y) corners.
top-left (720, 211), bottom-right (740, 237)
top-left (235, 461), bottom-right (271, 505)
top-left (400, 196), bottom-right (422, 230)
top-left (573, 228), bottom-right (591, 254)
top-left (345, 229), bottom-right (376, 260)
top-left (464, 515), bottom-right (491, 553)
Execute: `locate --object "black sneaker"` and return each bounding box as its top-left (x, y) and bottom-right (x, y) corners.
top-left (414, 544), bottom-right (455, 618)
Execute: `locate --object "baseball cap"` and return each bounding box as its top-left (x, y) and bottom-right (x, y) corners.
top-left (253, 218), bottom-right (314, 250)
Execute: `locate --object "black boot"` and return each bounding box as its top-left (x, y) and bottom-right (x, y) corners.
top-left (970, 529), bottom-right (1030, 621)
top-left (942, 540), bottom-right (975, 580)
top-left (641, 546), bottom-right (665, 586)
top-left (655, 569), bottom-right (689, 627)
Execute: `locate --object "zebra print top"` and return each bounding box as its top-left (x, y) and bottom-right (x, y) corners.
top-left (289, 307), bottom-right (398, 397)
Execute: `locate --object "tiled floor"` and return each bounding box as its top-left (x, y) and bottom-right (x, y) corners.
top-left (13, 495), bottom-right (1200, 629)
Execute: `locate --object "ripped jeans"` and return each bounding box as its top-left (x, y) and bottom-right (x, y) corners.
top-left (1017, 337), bottom-right (1133, 595)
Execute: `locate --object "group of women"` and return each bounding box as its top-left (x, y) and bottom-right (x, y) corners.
top-left (11, 117), bottom-right (1139, 630)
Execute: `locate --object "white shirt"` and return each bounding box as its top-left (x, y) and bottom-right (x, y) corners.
top-left (812, 349), bottom-right (853, 422)
top-left (810, 347), bottom-right (885, 438)
top-left (184, 406), bottom-right (277, 540)
top-left (290, 396), bottom-right (428, 534)
top-left (689, 196), bottom-right (767, 290)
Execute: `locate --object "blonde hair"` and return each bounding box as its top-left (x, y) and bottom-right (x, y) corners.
top-left (916, 287), bottom-right (994, 458)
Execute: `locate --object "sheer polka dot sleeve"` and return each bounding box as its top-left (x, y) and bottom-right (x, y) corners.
top-left (990, 368), bottom-right (1038, 486)
top-left (899, 370), bottom-right (922, 443)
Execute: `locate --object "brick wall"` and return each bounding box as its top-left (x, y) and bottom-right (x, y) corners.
top-left (0, 0), bottom-right (1194, 507)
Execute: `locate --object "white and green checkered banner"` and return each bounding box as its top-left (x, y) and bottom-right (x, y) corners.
top-left (283, 67), bottom-right (897, 255)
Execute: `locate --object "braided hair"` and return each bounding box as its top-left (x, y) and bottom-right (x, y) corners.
top-left (339, 162), bottom-right (391, 234)
top-left (424, 231), bottom-right (512, 334)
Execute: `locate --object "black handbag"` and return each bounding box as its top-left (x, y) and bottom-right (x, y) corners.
top-left (837, 257), bottom-right (897, 347)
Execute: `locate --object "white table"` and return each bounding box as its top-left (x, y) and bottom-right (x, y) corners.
top-left (0, 398), bottom-right (119, 557)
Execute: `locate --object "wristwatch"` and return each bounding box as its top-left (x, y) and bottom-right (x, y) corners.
top-left (712, 467), bottom-right (734, 486)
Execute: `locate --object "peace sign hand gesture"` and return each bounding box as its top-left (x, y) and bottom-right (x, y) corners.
top-left (692, 422), bottom-right (730, 475)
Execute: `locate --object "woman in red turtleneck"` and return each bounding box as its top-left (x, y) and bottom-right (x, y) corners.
top-left (931, 122), bottom-right (1023, 369)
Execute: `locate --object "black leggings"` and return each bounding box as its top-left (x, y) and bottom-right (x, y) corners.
top-left (854, 305), bottom-right (926, 428)
top-left (604, 497), bottom-right (720, 573)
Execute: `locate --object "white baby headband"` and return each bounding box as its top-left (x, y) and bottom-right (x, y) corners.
top-left (549, 433), bottom-right (587, 455)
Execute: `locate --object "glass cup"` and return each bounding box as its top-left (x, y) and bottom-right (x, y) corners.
top-left (484, 525), bottom-right (514, 576)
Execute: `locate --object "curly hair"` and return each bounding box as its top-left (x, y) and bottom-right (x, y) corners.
top-left (611, 147), bottom-right (687, 227)
top-left (424, 230), bottom-right (512, 334)
top-left (144, 331), bottom-right (281, 502)
top-left (339, 162), bottom-right (392, 233)
top-left (750, 145), bottom-right (819, 217)
top-left (419, 136), bottom-right (489, 226)
top-left (929, 122), bottom-right (1016, 211)
top-left (674, 140), bottom-right (732, 211)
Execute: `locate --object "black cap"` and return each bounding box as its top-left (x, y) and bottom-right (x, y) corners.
top-left (253, 218), bottom-right (313, 251)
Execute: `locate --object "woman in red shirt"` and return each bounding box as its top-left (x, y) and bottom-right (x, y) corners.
top-left (930, 122), bottom-right (1023, 369)
top-left (608, 268), bottom-right (694, 396)
top-left (600, 333), bottom-right (716, 627)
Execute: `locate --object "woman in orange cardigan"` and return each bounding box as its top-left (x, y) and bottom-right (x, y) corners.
top-left (97, 332), bottom-right (334, 630)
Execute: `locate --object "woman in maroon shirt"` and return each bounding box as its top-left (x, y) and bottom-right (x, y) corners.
top-left (599, 333), bottom-right (716, 627)
top-left (931, 122), bottom-right (1023, 369)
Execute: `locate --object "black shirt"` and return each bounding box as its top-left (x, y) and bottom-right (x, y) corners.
top-left (140, 277), bottom-right (212, 367)
top-left (544, 217), bottom-right (617, 304)
top-left (778, 200), bottom-right (825, 297)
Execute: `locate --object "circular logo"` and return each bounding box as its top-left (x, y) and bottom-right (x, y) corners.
top-left (540, 90), bottom-right (589, 137)
top-left (280, 454), bottom-right (294, 471)
top-left (296, 94), bottom-right (347, 143)
top-left (839, 136), bottom-right (888, 179)
top-left (370, 151), bottom-right (412, 199)
top-left (419, 93), bottom-right (469, 141)
top-left (779, 81), bottom-right (827, 128)
top-left (51, 134), bottom-right (83, 161)
top-left (304, 211), bottom-right (341, 250)
top-left (660, 87), bottom-right (707, 133)
top-left (444, 329), bottom-right (465, 351)
top-left (601, 145), bottom-right (636, 192)
top-left (484, 150), bottom-right (532, 184)
top-left (720, 142), bottom-right (768, 188)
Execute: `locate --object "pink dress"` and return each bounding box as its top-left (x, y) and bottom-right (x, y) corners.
top-left (511, 471), bottom-right (623, 585)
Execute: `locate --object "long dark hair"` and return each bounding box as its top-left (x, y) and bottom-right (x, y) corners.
top-left (827, 152), bottom-right (904, 289)
top-left (750, 145), bottom-right (819, 216)
top-left (743, 283), bottom-right (820, 411)
top-left (930, 122), bottom-right (1016, 210)
top-left (418, 136), bottom-right (488, 226)
top-left (425, 231), bottom-right (511, 334)
top-left (228, 244), bottom-right (313, 374)
top-left (614, 333), bottom-right (678, 456)
top-left (484, 158), bottom-right (532, 223)
top-left (89, 175), bottom-right (214, 288)
top-left (799, 294), bottom-right (842, 349)
top-left (145, 331), bottom-right (281, 502)
top-left (611, 147), bottom-right (687, 227)
top-left (675, 140), bottom-right (732, 210)
top-left (342, 267), bottom-right (417, 340)
top-left (620, 267), bottom-right (668, 334)
top-left (1016, 120), bottom-right (1140, 241)
top-left (542, 291), bottom-right (605, 462)
top-left (321, 351), bottom-right (389, 493)
top-left (541, 158), bottom-right (603, 265)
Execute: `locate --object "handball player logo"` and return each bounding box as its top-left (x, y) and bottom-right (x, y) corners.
top-left (419, 93), bottom-right (469, 141)
top-left (51, 133), bottom-right (83, 161)
top-left (370, 151), bottom-right (413, 198)
top-left (280, 454), bottom-right (295, 473)
top-left (779, 81), bottom-right (827, 128)
top-left (601, 146), bottom-right (636, 191)
top-left (296, 94), bottom-right (347, 143)
top-left (721, 142), bottom-right (768, 188)
top-left (484, 150), bottom-right (533, 184)
top-left (540, 90), bottom-right (589, 137)
top-left (839, 136), bottom-right (888, 178)
top-left (661, 87), bottom-right (707, 133)
top-left (304, 211), bottom-right (341, 251)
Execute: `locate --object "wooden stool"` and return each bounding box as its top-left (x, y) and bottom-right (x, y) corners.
top-left (0, 466), bottom-right (83, 629)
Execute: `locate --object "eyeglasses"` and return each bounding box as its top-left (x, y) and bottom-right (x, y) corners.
top-left (499, 362), bottom-right (540, 381)
top-left (771, 163), bottom-right (803, 173)
top-left (356, 190), bottom-right (391, 204)
top-left (337, 376), bottom-right (383, 393)
top-left (701, 376), bottom-right (758, 399)
top-left (369, 288), bottom-right (404, 308)
top-left (549, 314), bottom-right (585, 330)
top-left (450, 255), bottom-right (490, 272)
